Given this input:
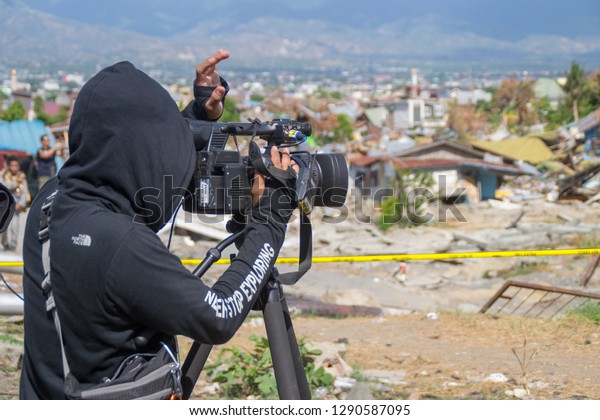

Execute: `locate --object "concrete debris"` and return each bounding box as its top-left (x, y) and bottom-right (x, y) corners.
top-left (485, 373), bottom-right (509, 383)
top-left (527, 380), bottom-right (549, 389)
top-left (309, 341), bottom-right (353, 378)
top-left (505, 208), bottom-right (526, 229)
top-left (196, 383), bottom-right (220, 395)
top-left (443, 381), bottom-right (466, 387)
top-left (457, 303), bottom-right (480, 313)
top-left (334, 376), bottom-right (357, 392)
top-left (558, 163), bottom-right (600, 200)
top-left (242, 317), bottom-right (264, 328)
top-left (314, 387), bottom-right (329, 399)
top-left (287, 296), bottom-right (383, 317)
top-left (346, 382), bottom-right (374, 400)
top-left (322, 289), bottom-right (381, 308)
top-left (0, 342), bottom-right (23, 370)
top-left (0, 294), bottom-right (23, 316)
top-left (381, 307), bottom-right (414, 316)
top-left (505, 388), bottom-right (529, 399)
top-left (362, 369), bottom-right (407, 386)
top-left (369, 383), bottom-right (393, 393)
top-left (445, 223), bottom-right (600, 252)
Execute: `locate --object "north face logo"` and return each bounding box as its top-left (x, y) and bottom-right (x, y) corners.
top-left (72, 234), bottom-right (92, 247)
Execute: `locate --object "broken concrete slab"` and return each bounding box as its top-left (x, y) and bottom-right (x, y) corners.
top-left (362, 369), bottom-right (408, 385)
top-left (0, 342), bottom-right (23, 371)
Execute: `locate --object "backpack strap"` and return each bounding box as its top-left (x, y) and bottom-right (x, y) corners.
top-left (39, 189), bottom-right (71, 379)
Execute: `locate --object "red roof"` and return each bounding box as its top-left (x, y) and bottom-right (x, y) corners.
top-left (348, 155), bottom-right (389, 167)
top-left (43, 103), bottom-right (62, 117)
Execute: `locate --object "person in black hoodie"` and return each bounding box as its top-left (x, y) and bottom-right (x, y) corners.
top-left (20, 51), bottom-right (297, 399)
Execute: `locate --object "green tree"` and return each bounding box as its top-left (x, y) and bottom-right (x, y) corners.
top-left (536, 98), bottom-right (571, 129)
top-left (563, 61), bottom-right (587, 121)
top-left (33, 96), bottom-right (69, 125)
top-left (515, 79), bottom-right (535, 125)
top-left (330, 91), bottom-right (342, 100)
top-left (220, 97), bottom-right (240, 122)
top-left (580, 70), bottom-right (600, 117)
top-left (1, 100), bottom-right (26, 121)
top-left (332, 114), bottom-right (354, 142)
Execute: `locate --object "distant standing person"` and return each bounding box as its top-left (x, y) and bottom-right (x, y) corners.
top-left (34, 135), bottom-right (63, 188)
top-left (1, 157), bottom-right (28, 251)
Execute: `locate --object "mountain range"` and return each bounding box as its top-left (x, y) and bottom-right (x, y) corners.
top-left (2, 0), bottom-right (600, 75)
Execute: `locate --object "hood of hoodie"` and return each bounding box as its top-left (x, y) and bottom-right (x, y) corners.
top-left (59, 61), bottom-right (196, 232)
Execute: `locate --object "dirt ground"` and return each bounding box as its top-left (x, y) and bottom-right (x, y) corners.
top-left (185, 311), bottom-right (599, 400)
top-left (3, 307), bottom-right (598, 400)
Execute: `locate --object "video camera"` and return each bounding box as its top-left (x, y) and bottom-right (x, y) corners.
top-left (182, 118), bottom-right (348, 216)
top-left (174, 120), bottom-right (349, 399)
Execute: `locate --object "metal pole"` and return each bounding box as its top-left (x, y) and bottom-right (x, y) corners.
top-left (181, 342), bottom-right (213, 400)
top-left (262, 280), bottom-right (301, 399)
top-left (281, 294), bottom-right (311, 400)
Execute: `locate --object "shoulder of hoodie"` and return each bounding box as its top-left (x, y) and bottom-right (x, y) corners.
top-left (55, 205), bottom-right (165, 265)
top-left (86, 208), bottom-right (166, 252)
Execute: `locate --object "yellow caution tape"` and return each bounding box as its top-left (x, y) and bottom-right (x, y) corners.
top-left (182, 248), bottom-right (600, 265)
top-left (1, 248), bottom-right (598, 268)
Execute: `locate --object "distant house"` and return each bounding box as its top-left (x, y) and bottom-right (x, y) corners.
top-left (388, 99), bottom-right (447, 130)
top-left (449, 88), bottom-right (492, 106)
top-left (349, 141), bottom-right (530, 203)
top-left (8, 91), bottom-right (34, 120)
top-left (575, 107), bottom-right (600, 156)
top-left (533, 78), bottom-right (566, 108)
top-left (355, 107), bottom-right (387, 144)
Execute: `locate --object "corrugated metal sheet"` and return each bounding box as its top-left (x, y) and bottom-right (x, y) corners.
top-left (577, 108), bottom-right (600, 133)
top-left (471, 137), bottom-right (555, 164)
top-left (393, 158), bottom-right (525, 176)
top-left (0, 120), bottom-right (56, 155)
top-left (364, 107), bottom-right (388, 128)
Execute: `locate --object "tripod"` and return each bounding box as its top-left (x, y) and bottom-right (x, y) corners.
top-left (179, 231), bottom-right (312, 400)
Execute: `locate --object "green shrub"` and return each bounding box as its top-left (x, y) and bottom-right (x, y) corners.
top-left (205, 335), bottom-right (333, 399)
top-left (568, 302), bottom-right (600, 323)
top-left (378, 170), bottom-right (435, 230)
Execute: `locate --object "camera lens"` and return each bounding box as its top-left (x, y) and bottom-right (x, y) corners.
top-left (313, 153), bottom-right (348, 208)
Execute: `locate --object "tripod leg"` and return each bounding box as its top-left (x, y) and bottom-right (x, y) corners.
top-left (281, 295), bottom-right (311, 400)
top-left (181, 342), bottom-right (213, 400)
top-left (263, 281), bottom-right (302, 400)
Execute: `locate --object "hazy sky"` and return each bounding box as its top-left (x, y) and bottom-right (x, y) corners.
top-left (22, 0), bottom-right (600, 40)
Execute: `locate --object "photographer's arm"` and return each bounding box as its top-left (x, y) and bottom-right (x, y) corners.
top-left (106, 187), bottom-right (293, 345)
top-left (106, 148), bottom-right (298, 345)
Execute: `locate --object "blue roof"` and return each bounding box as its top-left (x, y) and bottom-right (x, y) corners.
top-left (0, 120), bottom-right (56, 154)
top-left (0, 120), bottom-right (64, 168)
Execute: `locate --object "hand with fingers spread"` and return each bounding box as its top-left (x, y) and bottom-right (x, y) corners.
top-left (194, 49), bottom-right (230, 120)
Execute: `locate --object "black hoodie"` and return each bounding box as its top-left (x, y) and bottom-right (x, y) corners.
top-left (20, 62), bottom-right (291, 399)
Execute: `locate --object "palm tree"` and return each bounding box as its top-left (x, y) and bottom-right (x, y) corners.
top-left (563, 61), bottom-right (586, 121)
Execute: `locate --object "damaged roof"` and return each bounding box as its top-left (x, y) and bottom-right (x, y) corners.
top-left (471, 137), bottom-right (555, 164)
top-left (348, 154), bottom-right (528, 176)
top-left (576, 107), bottom-right (600, 133)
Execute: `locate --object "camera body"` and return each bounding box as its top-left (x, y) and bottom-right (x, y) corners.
top-left (182, 118), bottom-right (348, 215)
